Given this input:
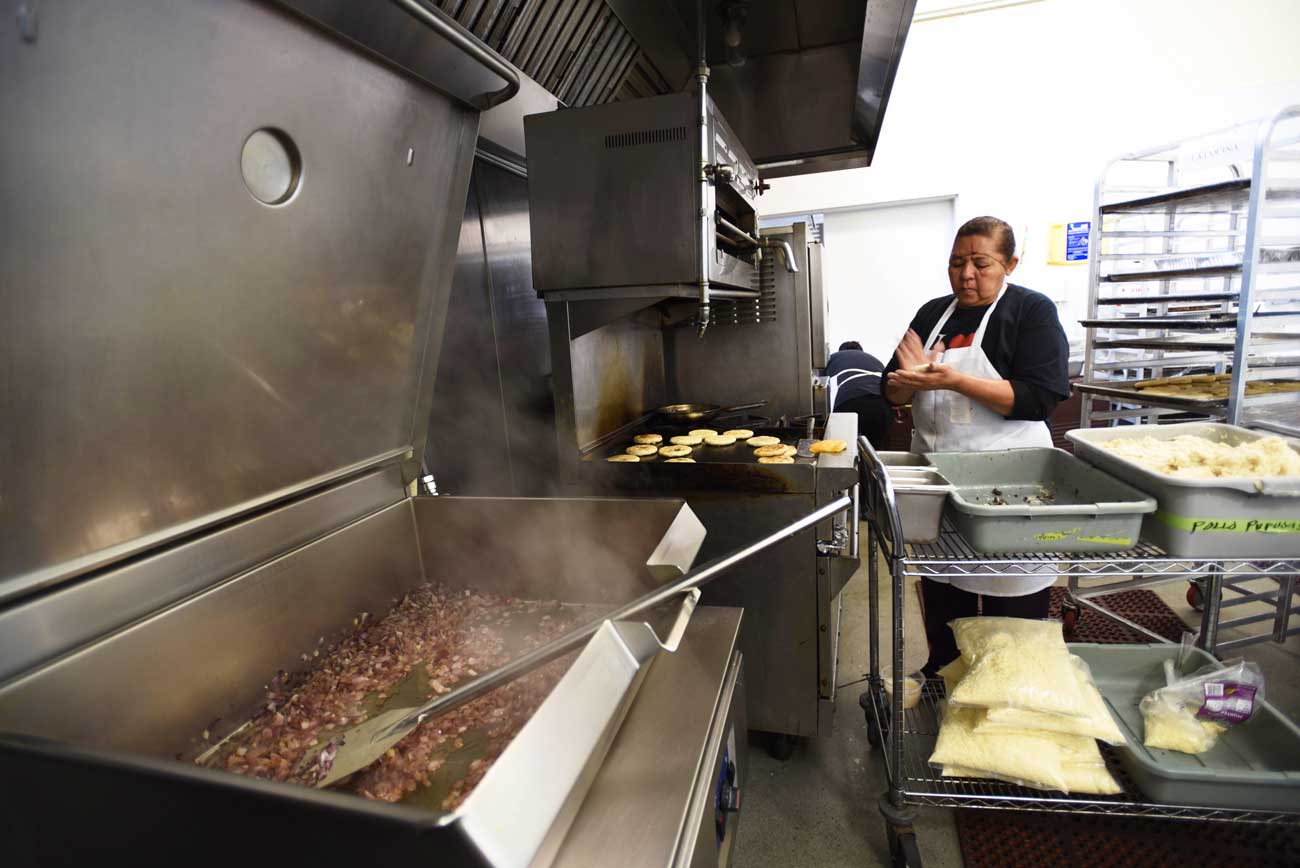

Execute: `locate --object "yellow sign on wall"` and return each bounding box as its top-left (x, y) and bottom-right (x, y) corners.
top-left (1047, 222), bottom-right (1090, 265)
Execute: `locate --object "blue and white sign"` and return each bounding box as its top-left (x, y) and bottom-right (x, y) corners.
top-left (1066, 221), bottom-right (1090, 262)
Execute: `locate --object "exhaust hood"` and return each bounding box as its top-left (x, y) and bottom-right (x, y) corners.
top-left (419, 0), bottom-right (915, 178)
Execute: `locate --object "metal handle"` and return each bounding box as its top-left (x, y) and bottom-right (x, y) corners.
top-left (389, 0), bottom-right (520, 109)
top-left (378, 494), bottom-right (853, 741)
top-left (720, 401), bottom-right (768, 414)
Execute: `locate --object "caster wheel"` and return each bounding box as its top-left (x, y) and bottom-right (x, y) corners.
top-left (767, 732), bottom-right (795, 761)
top-left (887, 828), bottom-right (923, 868)
top-left (1061, 602), bottom-right (1081, 638)
top-left (1187, 583), bottom-right (1205, 612)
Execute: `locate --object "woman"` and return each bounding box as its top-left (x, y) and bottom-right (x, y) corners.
top-left (883, 216), bottom-right (1070, 675)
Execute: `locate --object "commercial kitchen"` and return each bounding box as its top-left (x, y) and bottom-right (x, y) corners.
top-left (2, 2), bottom-right (1298, 867)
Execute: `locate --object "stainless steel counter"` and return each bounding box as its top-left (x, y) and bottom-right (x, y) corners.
top-left (554, 606), bottom-right (745, 868)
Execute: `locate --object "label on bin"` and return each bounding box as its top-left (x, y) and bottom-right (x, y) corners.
top-left (1197, 681), bottom-right (1257, 724)
top-left (1153, 511), bottom-right (1300, 535)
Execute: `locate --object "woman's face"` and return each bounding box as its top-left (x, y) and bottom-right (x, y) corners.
top-left (947, 233), bottom-right (1018, 308)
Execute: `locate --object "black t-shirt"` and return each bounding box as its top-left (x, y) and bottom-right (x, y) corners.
top-left (826, 349), bottom-right (885, 406)
top-left (883, 284), bottom-right (1070, 421)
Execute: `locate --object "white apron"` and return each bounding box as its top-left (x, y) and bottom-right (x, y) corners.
top-left (910, 285), bottom-right (1056, 597)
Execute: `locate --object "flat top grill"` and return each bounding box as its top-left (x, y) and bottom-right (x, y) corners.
top-left (596, 414), bottom-right (818, 465)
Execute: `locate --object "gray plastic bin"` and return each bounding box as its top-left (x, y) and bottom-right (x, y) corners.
top-left (1072, 642), bottom-right (1300, 812)
top-left (925, 448), bottom-right (1156, 553)
top-left (1066, 423), bottom-right (1300, 558)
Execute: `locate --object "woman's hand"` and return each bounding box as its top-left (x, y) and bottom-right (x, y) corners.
top-left (885, 330), bottom-right (949, 403)
top-left (893, 329), bottom-right (941, 373)
top-left (888, 361), bottom-right (963, 392)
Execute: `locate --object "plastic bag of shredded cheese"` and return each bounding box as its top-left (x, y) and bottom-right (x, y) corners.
top-left (930, 706), bottom-right (1068, 792)
top-left (1140, 654), bottom-right (1262, 754)
top-left (941, 760), bottom-right (1122, 795)
top-left (937, 656), bottom-right (967, 697)
top-left (950, 617), bottom-right (1068, 662)
top-left (975, 656), bottom-right (1127, 745)
top-left (1061, 761), bottom-right (1122, 795)
top-left (949, 644), bottom-right (1088, 717)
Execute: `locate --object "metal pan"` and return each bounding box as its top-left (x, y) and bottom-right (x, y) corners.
top-left (652, 401), bottom-right (767, 424)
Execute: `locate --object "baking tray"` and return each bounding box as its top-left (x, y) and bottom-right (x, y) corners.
top-left (1076, 382), bottom-right (1229, 410)
top-left (1066, 422), bottom-right (1300, 557)
top-left (1071, 643), bottom-right (1300, 812)
top-left (924, 449), bottom-right (1156, 553)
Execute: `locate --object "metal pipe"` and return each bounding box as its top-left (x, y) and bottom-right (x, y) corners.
top-left (696, 0), bottom-right (711, 337)
top-left (716, 214), bottom-right (760, 245)
top-left (715, 216), bottom-right (798, 273)
top-left (378, 494), bottom-right (853, 741)
top-left (767, 237), bottom-right (799, 273)
top-left (389, 0), bottom-right (520, 109)
top-left (850, 482), bottom-right (860, 559)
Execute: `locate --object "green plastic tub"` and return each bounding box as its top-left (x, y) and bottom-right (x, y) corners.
top-left (1072, 643), bottom-right (1300, 813)
top-left (924, 448), bottom-right (1156, 553)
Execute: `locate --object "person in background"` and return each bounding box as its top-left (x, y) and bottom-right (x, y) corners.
top-left (826, 340), bottom-right (891, 449)
top-left (883, 215), bottom-right (1070, 676)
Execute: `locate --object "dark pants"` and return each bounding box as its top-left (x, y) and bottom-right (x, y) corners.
top-left (836, 394), bottom-right (892, 450)
top-left (920, 578), bottom-right (1053, 676)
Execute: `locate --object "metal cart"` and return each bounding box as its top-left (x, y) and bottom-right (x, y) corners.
top-left (856, 437), bottom-right (1300, 868)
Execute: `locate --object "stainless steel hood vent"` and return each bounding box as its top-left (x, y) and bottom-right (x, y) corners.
top-left (434, 0), bottom-right (670, 107)
top-left (650, 0), bottom-right (919, 178)
top-left (446, 1), bottom-right (917, 179)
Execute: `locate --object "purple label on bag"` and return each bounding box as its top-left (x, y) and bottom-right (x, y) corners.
top-left (1197, 681), bottom-right (1257, 724)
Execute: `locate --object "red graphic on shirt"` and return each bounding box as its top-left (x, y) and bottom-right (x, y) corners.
top-left (945, 332), bottom-right (976, 350)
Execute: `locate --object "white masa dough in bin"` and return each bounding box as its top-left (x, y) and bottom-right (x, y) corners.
top-left (1100, 434), bottom-right (1300, 479)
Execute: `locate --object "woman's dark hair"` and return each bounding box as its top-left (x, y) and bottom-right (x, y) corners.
top-left (956, 216), bottom-right (1016, 262)
top-left (838, 340), bottom-right (863, 351)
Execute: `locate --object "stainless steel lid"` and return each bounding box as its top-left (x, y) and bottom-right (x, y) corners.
top-left (0, 0), bottom-right (503, 602)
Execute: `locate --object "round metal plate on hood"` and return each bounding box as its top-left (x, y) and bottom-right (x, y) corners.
top-left (240, 128), bottom-right (301, 205)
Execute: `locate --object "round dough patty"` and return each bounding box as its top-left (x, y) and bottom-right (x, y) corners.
top-left (664, 457), bottom-right (695, 463)
top-left (607, 454), bottom-right (639, 462)
top-left (659, 444), bottom-right (693, 458)
top-left (633, 433), bottom-right (663, 445)
top-left (705, 434), bottom-right (737, 447)
top-left (722, 429), bottom-right (754, 440)
top-left (782, 444), bottom-right (798, 457)
top-left (671, 434), bottom-right (703, 446)
top-left (688, 428), bottom-right (718, 439)
top-left (758, 455), bottom-right (794, 464)
top-left (626, 444), bottom-right (659, 457)
top-left (810, 439), bottom-right (847, 454)
top-left (754, 444), bottom-right (788, 457)
top-left (746, 435), bottom-right (781, 448)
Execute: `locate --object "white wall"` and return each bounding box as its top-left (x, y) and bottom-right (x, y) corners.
top-left (759, 0), bottom-right (1300, 343)
top-left (817, 197), bottom-right (956, 358)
